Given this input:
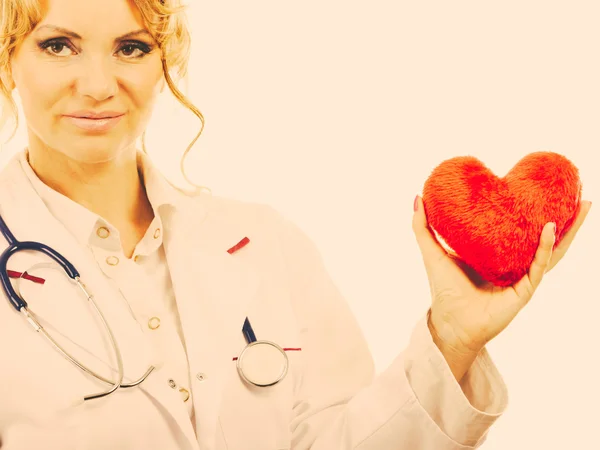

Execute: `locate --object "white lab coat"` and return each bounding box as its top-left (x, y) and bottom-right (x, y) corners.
top-left (0, 150), bottom-right (506, 449)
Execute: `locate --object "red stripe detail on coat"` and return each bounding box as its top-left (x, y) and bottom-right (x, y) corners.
top-left (227, 237), bottom-right (250, 254)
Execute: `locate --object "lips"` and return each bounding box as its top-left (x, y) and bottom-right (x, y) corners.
top-left (69, 114), bottom-right (123, 119)
top-left (65, 114), bottom-right (124, 132)
top-left (66, 111), bottom-right (125, 119)
top-left (77, 116), bottom-right (120, 120)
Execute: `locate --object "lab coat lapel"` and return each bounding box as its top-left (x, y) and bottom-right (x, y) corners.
top-left (162, 194), bottom-right (261, 450)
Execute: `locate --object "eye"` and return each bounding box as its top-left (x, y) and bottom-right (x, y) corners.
top-left (39, 40), bottom-right (73, 57)
top-left (119, 41), bottom-right (153, 58)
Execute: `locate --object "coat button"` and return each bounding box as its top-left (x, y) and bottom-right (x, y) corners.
top-left (196, 373), bottom-right (206, 382)
top-left (96, 227), bottom-right (110, 239)
top-left (153, 228), bottom-right (161, 239)
top-left (148, 317), bottom-right (161, 330)
top-left (134, 255), bottom-right (141, 263)
top-left (179, 387), bottom-right (190, 402)
top-left (106, 256), bottom-right (119, 266)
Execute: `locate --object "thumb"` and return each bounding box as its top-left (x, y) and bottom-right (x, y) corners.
top-left (412, 195), bottom-right (449, 267)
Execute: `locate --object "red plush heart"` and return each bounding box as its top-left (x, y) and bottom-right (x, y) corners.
top-left (422, 151), bottom-right (582, 287)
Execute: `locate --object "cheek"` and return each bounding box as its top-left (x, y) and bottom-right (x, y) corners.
top-left (15, 58), bottom-right (60, 107)
top-left (17, 66), bottom-right (62, 122)
top-left (130, 82), bottom-right (162, 120)
top-left (131, 70), bottom-right (163, 101)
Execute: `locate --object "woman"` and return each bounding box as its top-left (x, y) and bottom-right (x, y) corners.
top-left (0, 0), bottom-right (591, 449)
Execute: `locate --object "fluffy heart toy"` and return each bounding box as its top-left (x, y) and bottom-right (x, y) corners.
top-left (422, 151), bottom-right (582, 287)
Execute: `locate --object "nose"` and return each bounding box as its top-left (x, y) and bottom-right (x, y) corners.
top-left (76, 55), bottom-right (119, 101)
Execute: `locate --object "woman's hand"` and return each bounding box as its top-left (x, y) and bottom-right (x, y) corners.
top-left (412, 195), bottom-right (592, 381)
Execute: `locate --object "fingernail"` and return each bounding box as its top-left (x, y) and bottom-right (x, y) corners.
top-left (414, 195), bottom-right (419, 212)
top-left (550, 222), bottom-right (556, 235)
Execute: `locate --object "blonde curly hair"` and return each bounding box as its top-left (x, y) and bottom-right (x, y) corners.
top-left (0, 0), bottom-right (205, 190)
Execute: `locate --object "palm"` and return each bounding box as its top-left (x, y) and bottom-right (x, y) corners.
top-left (414, 198), bottom-right (592, 352)
top-left (428, 252), bottom-right (535, 351)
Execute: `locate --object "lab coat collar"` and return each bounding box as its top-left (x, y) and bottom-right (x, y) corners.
top-left (18, 147), bottom-right (100, 247)
top-left (0, 150), bottom-right (261, 450)
top-left (17, 147), bottom-right (183, 249)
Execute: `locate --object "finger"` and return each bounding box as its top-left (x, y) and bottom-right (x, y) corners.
top-left (528, 222), bottom-right (557, 290)
top-left (547, 200), bottom-right (592, 272)
top-left (511, 222), bottom-right (556, 304)
top-left (412, 195), bottom-right (448, 267)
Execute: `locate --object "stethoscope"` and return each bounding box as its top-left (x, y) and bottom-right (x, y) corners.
top-left (0, 213), bottom-right (290, 402)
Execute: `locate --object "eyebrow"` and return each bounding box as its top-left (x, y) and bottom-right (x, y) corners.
top-left (35, 25), bottom-right (153, 41)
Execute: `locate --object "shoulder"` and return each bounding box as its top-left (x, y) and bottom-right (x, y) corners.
top-left (181, 190), bottom-right (289, 233)
top-left (208, 194), bottom-right (280, 222)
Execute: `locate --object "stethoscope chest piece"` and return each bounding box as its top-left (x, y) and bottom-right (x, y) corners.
top-left (236, 339), bottom-right (289, 387)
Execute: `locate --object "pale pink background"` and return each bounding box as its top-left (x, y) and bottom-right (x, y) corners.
top-left (1, 1), bottom-right (598, 448)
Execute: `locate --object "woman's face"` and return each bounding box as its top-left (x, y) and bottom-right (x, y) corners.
top-left (8, 0), bottom-right (165, 164)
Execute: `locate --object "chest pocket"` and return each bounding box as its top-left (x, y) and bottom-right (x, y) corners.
top-left (217, 293), bottom-right (304, 450)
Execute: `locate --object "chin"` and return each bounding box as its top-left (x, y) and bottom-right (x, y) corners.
top-left (58, 138), bottom-right (133, 165)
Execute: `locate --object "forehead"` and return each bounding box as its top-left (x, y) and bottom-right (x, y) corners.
top-left (36, 0), bottom-right (145, 37)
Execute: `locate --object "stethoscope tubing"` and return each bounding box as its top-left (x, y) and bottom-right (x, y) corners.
top-left (0, 214), bottom-right (80, 311)
top-left (0, 212), bottom-right (152, 400)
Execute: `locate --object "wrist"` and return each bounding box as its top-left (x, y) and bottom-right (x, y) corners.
top-left (427, 311), bottom-right (481, 382)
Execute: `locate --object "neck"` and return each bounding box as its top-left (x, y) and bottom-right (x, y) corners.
top-left (26, 143), bottom-right (154, 231)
